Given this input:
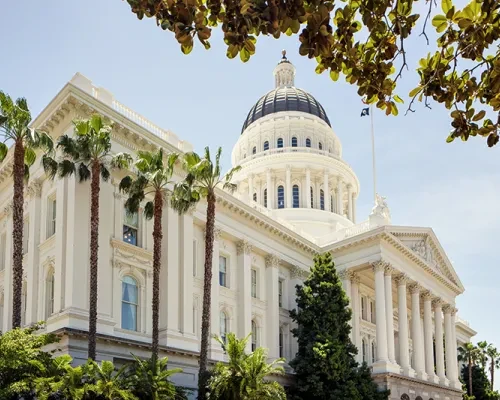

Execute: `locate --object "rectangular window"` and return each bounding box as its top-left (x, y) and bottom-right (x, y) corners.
top-left (47, 197), bottom-right (56, 238)
top-left (251, 269), bottom-right (257, 298)
top-left (193, 239), bottom-right (197, 277)
top-left (370, 300), bottom-right (375, 323)
top-left (278, 279), bottom-right (283, 308)
top-left (0, 233), bottom-right (6, 271)
top-left (361, 296), bottom-right (366, 320)
top-left (219, 255), bottom-right (228, 287)
top-left (123, 207), bottom-right (139, 246)
top-left (22, 217), bottom-right (29, 255)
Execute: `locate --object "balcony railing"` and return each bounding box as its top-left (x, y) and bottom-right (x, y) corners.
top-left (240, 147), bottom-right (342, 163)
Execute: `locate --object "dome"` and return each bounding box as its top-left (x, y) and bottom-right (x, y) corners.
top-left (241, 86), bottom-right (331, 133)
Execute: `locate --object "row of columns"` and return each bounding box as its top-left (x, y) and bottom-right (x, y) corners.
top-left (340, 262), bottom-right (460, 389)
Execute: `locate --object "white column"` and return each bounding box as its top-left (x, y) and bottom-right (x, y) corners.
top-left (54, 177), bottom-right (68, 313)
top-left (2, 211), bottom-right (13, 330)
top-left (347, 184), bottom-right (353, 221)
top-left (166, 206), bottom-right (180, 334)
top-left (266, 169), bottom-right (272, 210)
top-left (248, 174), bottom-right (254, 201)
top-left (450, 307), bottom-right (460, 388)
top-left (352, 193), bottom-right (357, 223)
top-left (384, 266), bottom-right (396, 364)
top-left (285, 166), bottom-right (291, 208)
top-left (423, 292), bottom-right (438, 382)
top-left (180, 212), bottom-right (195, 338)
top-left (372, 262), bottom-right (389, 369)
top-left (351, 274), bottom-right (362, 364)
top-left (315, 179), bottom-right (321, 209)
top-left (237, 240), bottom-right (253, 352)
top-left (210, 227), bottom-right (222, 358)
top-left (323, 170), bottom-right (330, 212)
top-left (339, 270), bottom-right (352, 337)
top-left (265, 254), bottom-right (280, 359)
top-left (305, 168), bottom-right (311, 208)
top-left (444, 305), bottom-right (456, 385)
top-left (409, 284), bottom-right (427, 380)
top-left (337, 178), bottom-right (344, 216)
top-left (270, 177), bottom-right (275, 209)
top-left (396, 274), bottom-right (413, 376)
top-left (433, 299), bottom-right (446, 383)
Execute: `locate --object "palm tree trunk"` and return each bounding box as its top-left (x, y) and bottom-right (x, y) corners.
top-left (468, 356), bottom-right (473, 396)
top-left (11, 140), bottom-right (25, 328)
top-left (198, 191), bottom-right (216, 400)
top-left (88, 162), bottom-right (101, 360)
top-left (151, 189), bottom-right (163, 364)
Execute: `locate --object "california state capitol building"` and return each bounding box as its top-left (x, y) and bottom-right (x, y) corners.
top-left (0, 53), bottom-right (476, 400)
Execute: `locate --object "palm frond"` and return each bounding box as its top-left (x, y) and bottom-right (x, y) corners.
top-left (24, 147), bottom-right (36, 167)
top-left (100, 165), bottom-right (110, 181)
top-left (0, 142), bottom-right (7, 162)
top-left (77, 162), bottom-right (91, 182)
top-left (119, 175), bottom-right (133, 193)
top-left (144, 201), bottom-right (154, 220)
top-left (57, 135), bottom-right (79, 158)
top-left (111, 152), bottom-right (133, 170)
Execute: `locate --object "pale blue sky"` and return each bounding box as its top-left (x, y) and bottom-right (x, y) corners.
top-left (1, 0), bottom-right (499, 371)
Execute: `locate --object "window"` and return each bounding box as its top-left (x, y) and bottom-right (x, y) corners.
top-left (121, 276), bottom-right (138, 331)
top-left (370, 300), bottom-right (375, 323)
top-left (263, 189), bottom-right (267, 208)
top-left (310, 187), bottom-right (314, 208)
top-left (0, 233), bottom-right (6, 271)
top-left (320, 189), bottom-right (325, 210)
top-left (277, 138), bottom-right (283, 148)
top-left (306, 138), bottom-right (311, 148)
top-left (219, 255), bottom-right (228, 287)
top-left (251, 320), bottom-right (258, 351)
top-left (252, 193), bottom-right (257, 202)
top-left (251, 269), bottom-right (257, 298)
top-left (362, 339), bottom-right (367, 362)
top-left (361, 297), bottom-right (366, 320)
top-left (47, 197), bottom-right (56, 237)
top-left (292, 185), bottom-right (300, 208)
top-left (278, 279), bottom-right (284, 307)
top-left (123, 208), bottom-right (139, 246)
top-left (291, 137), bottom-right (298, 147)
top-left (330, 195), bottom-right (334, 213)
top-left (319, 142), bottom-right (323, 150)
top-left (220, 311), bottom-right (228, 343)
top-left (252, 146), bottom-right (256, 155)
top-left (371, 342), bottom-right (376, 363)
top-left (279, 327), bottom-right (284, 357)
top-left (46, 271), bottom-right (55, 318)
top-left (277, 186), bottom-right (285, 209)
top-left (264, 141), bottom-right (269, 151)
top-left (193, 240), bottom-right (197, 276)
top-left (22, 217), bottom-right (29, 255)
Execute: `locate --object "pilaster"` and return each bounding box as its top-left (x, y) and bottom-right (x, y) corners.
top-left (265, 254), bottom-right (280, 359)
top-left (237, 240), bottom-right (253, 352)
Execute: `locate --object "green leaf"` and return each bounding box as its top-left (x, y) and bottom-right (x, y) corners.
top-left (432, 14), bottom-right (448, 32)
top-left (472, 110), bottom-right (486, 121)
top-left (393, 95), bottom-right (404, 104)
top-left (330, 70), bottom-right (339, 81)
top-left (446, 134), bottom-right (455, 143)
top-left (441, 0), bottom-right (452, 14)
top-left (240, 47), bottom-right (250, 62)
top-left (0, 142), bottom-right (8, 161)
top-left (409, 87), bottom-right (421, 97)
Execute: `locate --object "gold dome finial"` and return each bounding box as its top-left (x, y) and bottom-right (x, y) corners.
top-left (282, 49), bottom-right (287, 59)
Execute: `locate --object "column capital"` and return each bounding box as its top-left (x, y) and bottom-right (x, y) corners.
top-left (422, 290), bottom-right (434, 302)
top-left (442, 304), bottom-right (453, 314)
top-left (3, 202), bottom-right (13, 217)
top-left (265, 254), bottom-right (280, 269)
top-left (432, 298), bottom-right (444, 310)
top-left (371, 260), bottom-right (387, 273)
top-left (395, 273), bottom-right (410, 286)
top-left (350, 272), bottom-right (361, 285)
top-left (338, 269), bottom-right (354, 281)
top-left (236, 240), bottom-right (253, 255)
top-left (347, 183), bottom-right (353, 191)
top-left (451, 307), bottom-right (458, 316)
top-left (27, 179), bottom-right (43, 198)
top-left (408, 283), bottom-right (421, 294)
top-left (384, 265), bottom-right (395, 276)
top-left (290, 265), bottom-right (308, 279)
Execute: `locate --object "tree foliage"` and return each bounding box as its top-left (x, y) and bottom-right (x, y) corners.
top-left (124, 0), bottom-right (500, 147)
top-left (461, 364), bottom-right (500, 400)
top-left (208, 333), bottom-right (286, 400)
top-left (289, 252), bottom-right (389, 400)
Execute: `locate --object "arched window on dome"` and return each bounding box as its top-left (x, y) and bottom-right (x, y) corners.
top-left (251, 320), bottom-right (258, 351)
top-left (220, 311), bottom-right (228, 343)
top-left (306, 138), bottom-right (311, 148)
top-left (277, 186), bottom-right (285, 209)
top-left (252, 146), bottom-right (256, 155)
top-left (264, 189), bottom-right (268, 208)
top-left (292, 185), bottom-right (299, 208)
top-left (291, 137), bottom-right (298, 147)
top-left (122, 276), bottom-right (138, 331)
top-left (318, 142), bottom-right (323, 150)
top-left (264, 141), bottom-right (269, 151)
top-left (310, 187), bottom-right (314, 208)
top-left (252, 193), bottom-right (257, 202)
top-left (277, 138), bottom-right (283, 148)
top-left (320, 189), bottom-right (325, 210)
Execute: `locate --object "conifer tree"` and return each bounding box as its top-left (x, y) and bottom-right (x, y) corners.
top-left (289, 252), bottom-right (389, 400)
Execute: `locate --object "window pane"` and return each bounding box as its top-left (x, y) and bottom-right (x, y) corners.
top-left (320, 189), bottom-right (325, 210)
top-left (277, 138), bottom-right (283, 148)
top-left (220, 312), bottom-right (227, 341)
top-left (264, 141), bottom-right (269, 151)
top-left (121, 303), bottom-right (137, 331)
top-left (310, 187), bottom-right (314, 208)
top-left (122, 277), bottom-right (138, 303)
top-left (123, 209), bottom-right (138, 228)
top-left (319, 142), bottom-right (323, 150)
top-left (292, 185), bottom-right (299, 208)
top-left (123, 225), bottom-right (138, 246)
top-left (252, 146), bottom-right (256, 155)
top-left (291, 137), bottom-right (297, 147)
top-left (277, 186), bottom-right (284, 209)
top-left (263, 189), bottom-right (267, 208)
top-left (219, 256), bottom-right (227, 287)
top-left (253, 193), bottom-right (257, 202)
top-left (251, 270), bottom-right (257, 298)
top-left (306, 138), bottom-right (311, 148)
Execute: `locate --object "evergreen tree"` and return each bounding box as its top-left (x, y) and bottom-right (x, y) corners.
top-left (289, 253), bottom-right (389, 400)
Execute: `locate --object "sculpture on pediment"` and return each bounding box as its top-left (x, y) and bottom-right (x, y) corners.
top-left (369, 193), bottom-right (391, 227)
top-left (411, 239), bottom-right (427, 259)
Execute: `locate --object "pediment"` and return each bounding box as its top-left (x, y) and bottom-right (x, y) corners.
top-left (388, 227), bottom-right (464, 292)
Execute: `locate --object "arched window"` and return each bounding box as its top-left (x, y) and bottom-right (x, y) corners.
top-left (264, 141), bottom-right (269, 151)
top-left (252, 193), bottom-right (257, 202)
top-left (277, 138), bottom-right (283, 148)
top-left (292, 185), bottom-right (300, 208)
top-left (319, 142), bottom-right (323, 150)
top-left (320, 189), bottom-right (325, 210)
top-left (251, 320), bottom-right (258, 351)
top-left (362, 339), bottom-right (367, 362)
top-left (371, 342), bottom-right (376, 363)
top-left (306, 138), bottom-right (311, 148)
top-left (220, 311), bottom-right (228, 343)
top-left (401, 395), bottom-right (410, 400)
top-left (122, 276), bottom-right (138, 331)
top-left (291, 137), bottom-right (298, 147)
top-left (279, 327), bottom-right (284, 358)
top-left (277, 186), bottom-right (285, 209)
top-left (252, 146), bottom-right (256, 155)
top-left (263, 189), bottom-right (268, 208)
top-left (310, 187), bottom-right (314, 208)
top-left (415, 397), bottom-right (423, 400)
top-left (46, 271), bottom-right (55, 318)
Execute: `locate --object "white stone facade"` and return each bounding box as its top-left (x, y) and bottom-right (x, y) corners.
top-left (0, 58), bottom-right (476, 400)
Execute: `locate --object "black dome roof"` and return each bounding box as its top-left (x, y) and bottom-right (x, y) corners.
top-left (241, 86), bottom-right (331, 133)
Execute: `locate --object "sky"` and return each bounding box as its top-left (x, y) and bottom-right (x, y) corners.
top-left (1, 0), bottom-right (499, 374)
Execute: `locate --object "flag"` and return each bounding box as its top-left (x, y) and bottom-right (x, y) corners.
top-left (360, 107), bottom-right (369, 117)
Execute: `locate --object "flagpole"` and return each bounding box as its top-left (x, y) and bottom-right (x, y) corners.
top-left (370, 104), bottom-right (377, 203)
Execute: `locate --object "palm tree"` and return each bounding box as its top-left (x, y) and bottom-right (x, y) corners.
top-left (43, 114), bottom-right (131, 360)
top-left (486, 345), bottom-right (500, 390)
top-left (171, 147), bottom-right (240, 400)
top-left (458, 342), bottom-right (480, 396)
top-left (119, 149), bottom-right (178, 362)
top-left (208, 333), bottom-right (286, 400)
top-left (85, 360), bottom-right (137, 400)
top-left (477, 340), bottom-right (489, 370)
top-left (0, 92), bottom-right (53, 328)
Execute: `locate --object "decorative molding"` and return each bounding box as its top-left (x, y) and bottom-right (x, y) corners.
top-left (384, 265), bottom-right (395, 276)
top-left (371, 260), bottom-right (387, 273)
top-left (395, 273), bottom-right (409, 286)
top-left (442, 304), bottom-right (453, 314)
top-left (3, 203), bottom-right (13, 218)
top-left (432, 298), bottom-right (443, 310)
top-left (408, 283), bottom-right (421, 294)
top-left (111, 238), bottom-right (153, 268)
top-left (451, 307), bottom-right (458, 316)
top-left (422, 291), bottom-right (434, 302)
top-left (26, 180), bottom-right (43, 198)
top-left (338, 269), bottom-right (353, 281)
top-left (289, 265), bottom-right (308, 279)
top-left (265, 254), bottom-right (280, 269)
top-left (236, 240), bottom-right (253, 255)
top-left (350, 273), bottom-right (360, 285)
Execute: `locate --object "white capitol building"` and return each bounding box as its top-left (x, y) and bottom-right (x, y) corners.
top-left (0, 54), bottom-right (476, 400)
